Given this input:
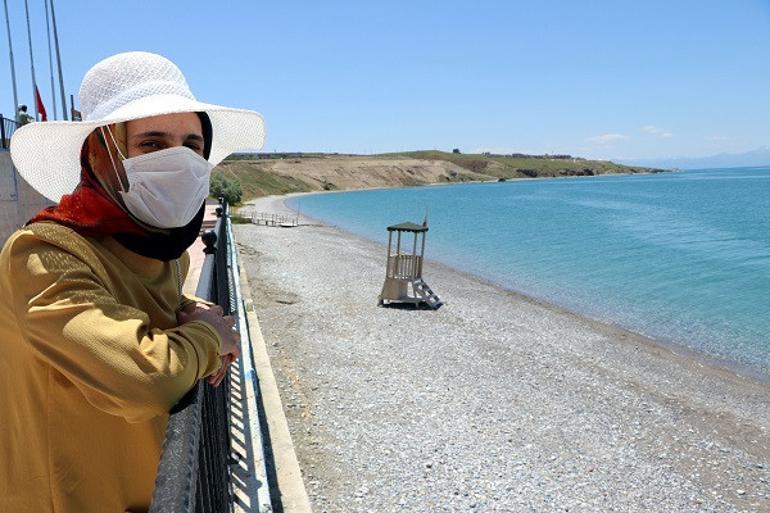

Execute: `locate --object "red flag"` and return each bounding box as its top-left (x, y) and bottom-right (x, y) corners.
top-left (35, 85), bottom-right (48, 121)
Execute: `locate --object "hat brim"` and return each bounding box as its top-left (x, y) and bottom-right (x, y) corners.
top-left (10, 94), bottom-right (266, 202)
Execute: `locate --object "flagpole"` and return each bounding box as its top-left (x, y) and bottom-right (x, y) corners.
top-left (2, 0), bottom-right (19, 116)
top-left (43, 0), bottom-right (56, 119)
top-left (49, 0), bottom-right (66, 120)
top-left (23, 0), bottom-right (38, 119)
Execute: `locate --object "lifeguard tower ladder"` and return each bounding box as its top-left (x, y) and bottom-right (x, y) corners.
top-left (378, 221), bottom-right (442, 309)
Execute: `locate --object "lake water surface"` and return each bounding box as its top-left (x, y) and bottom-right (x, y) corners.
top-left (288, 168), bottom-right (770, 376)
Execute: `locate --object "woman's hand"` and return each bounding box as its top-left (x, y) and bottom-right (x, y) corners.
top-left (176, 302), bottom-right (240, 382)
top-left (207, 354), bottom-right (235, 387)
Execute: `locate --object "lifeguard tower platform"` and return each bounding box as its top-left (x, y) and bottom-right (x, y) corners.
top-left (378, 221), bottom-right (442, 309)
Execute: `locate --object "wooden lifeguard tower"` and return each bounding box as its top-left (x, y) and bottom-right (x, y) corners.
top-left (378, 221), bottom-right (442, 309)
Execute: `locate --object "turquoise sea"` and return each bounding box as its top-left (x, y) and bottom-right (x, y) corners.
top-left (287, 168), bottom-right (770, 376)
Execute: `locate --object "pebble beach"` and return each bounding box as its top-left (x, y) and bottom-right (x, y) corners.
top-left (234, 194), bottom-right (770, 513)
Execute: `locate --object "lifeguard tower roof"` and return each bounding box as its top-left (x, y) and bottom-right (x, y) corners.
top-left (387, 222), bottom-right (428, 233)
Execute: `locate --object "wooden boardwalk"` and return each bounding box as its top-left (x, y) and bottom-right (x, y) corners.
top-left (250, 211), bottom-right (299, 227)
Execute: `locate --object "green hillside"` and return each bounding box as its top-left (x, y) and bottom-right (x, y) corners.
top-left (216, 151), bottom-right (666, 202)
top-left (380, 150), bottom-right (662, 179)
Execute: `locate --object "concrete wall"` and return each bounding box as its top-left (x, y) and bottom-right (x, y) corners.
top-left (0, 151), bottom-right (54, 244)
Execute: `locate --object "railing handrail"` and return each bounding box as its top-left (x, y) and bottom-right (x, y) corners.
top-left (150, 203), bottom-right (232, 513)
top-left (387, 253), bottom-right (422, 279)
top-left (1, 114), bottom-right (19, 150)
top-left (149, 382), bottom-right (205, 512)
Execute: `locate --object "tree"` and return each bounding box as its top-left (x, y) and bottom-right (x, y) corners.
top-left (210, 173), bottom-right (242, 205)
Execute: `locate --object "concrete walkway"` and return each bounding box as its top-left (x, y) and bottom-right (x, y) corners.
top-left (183, 199), bottom-right (221, 296)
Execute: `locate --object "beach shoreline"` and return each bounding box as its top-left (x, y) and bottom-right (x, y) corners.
top-left (236, 192), bottom-right (769, 512)
top-left (241, 192), bottom-right (768, 386)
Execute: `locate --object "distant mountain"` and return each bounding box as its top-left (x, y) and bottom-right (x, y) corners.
top-left (619, 147), bottom-right (770, 170)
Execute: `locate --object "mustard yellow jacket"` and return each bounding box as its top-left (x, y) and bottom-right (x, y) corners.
top-left (0, 222), bottom-right (222, 513)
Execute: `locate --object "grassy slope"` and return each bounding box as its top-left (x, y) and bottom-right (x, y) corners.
top-left (215, 159), bottom-right (312, 199)
top-left (382, 150), bottom-right (661, 178)
top-left (217, 151), bottom-right (665, 201)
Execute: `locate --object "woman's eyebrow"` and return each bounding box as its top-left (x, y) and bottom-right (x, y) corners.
top-left (130, 130), bottom-right (170, 139)
top-left (130, 131), bottom-right (204, 142)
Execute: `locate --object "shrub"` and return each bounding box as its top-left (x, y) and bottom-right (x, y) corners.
top-left (210, 173), bottom-right (242, 205)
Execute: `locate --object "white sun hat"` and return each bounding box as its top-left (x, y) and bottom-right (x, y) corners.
top-left (10, 51), bottom-right (266, 203)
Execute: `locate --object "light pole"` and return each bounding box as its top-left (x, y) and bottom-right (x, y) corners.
top-left (2, 0), bottom-right (19, 117)
top-left (23, 0), bottom-right (38, 119)
top-left (50, 0), bottom-right (67, 120)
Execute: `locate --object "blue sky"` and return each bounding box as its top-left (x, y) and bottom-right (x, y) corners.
top-left (1, 0), bottom-right (769, 160)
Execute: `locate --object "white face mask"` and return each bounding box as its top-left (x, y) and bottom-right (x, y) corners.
top-left (102, 127), bottom-right (213, 229)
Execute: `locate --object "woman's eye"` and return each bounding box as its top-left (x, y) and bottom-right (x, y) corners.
top-left (185, 144), bottom-right (202, 153)
top-left (139, 141), bottom-right (163, 151)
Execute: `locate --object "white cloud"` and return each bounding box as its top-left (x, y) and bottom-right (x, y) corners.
top-left (585, 133), bottom-right (629, 145)
top-left (641, 125), bottom-right (673, 137)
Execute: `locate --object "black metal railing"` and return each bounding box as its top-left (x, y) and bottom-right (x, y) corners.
top-left (150, 200), bottom-right (236, 513)
top-left (1, 115), bottom-right (18, 150)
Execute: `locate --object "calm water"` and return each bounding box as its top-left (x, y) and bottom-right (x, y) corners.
top-left (288, 168), bottom-right (770, 375)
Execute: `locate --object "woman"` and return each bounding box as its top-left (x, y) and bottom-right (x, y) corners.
top-left (0, 52), bottom-right (265, 513)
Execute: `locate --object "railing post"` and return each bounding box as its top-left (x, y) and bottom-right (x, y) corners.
top-left (202, 230), bottom-right (217, 255)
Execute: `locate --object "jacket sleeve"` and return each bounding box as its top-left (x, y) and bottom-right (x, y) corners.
top-left (8, 235), bottom-right (222, 423)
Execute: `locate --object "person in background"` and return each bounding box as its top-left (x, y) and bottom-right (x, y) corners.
top-left (16, 104), bottom-right (33, 125)
top-left (0, 51), bottom-right (265, 513)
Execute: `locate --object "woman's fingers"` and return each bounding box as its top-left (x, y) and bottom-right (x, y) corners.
top-left (207, 355), bottom-right (233, 387)
top-left (182, 302), bottom-right (224, 316)
top-left (207, 359), bottom-right (225, 385)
